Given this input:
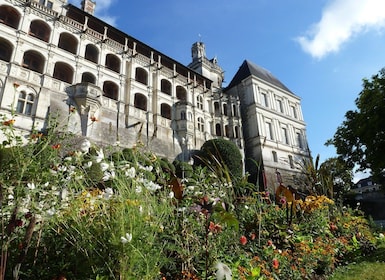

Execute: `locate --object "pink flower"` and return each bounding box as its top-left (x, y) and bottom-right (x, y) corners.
top-left (240, 235), bottom-right (247, 245)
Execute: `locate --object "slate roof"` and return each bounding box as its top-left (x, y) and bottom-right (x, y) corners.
top-left (226, 60), bottom-right (292, 93)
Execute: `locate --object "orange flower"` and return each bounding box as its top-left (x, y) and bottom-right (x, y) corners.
top-left (250, 233), bottom-right (256, 240)
top-left (2, 119), bottom-right (15, 126)
top-left (240, 235), bottom-right (247, 245)
top-left (272, 258), bottom-right (279, 269)
top-left (30, 133), bottom-right (43, 140)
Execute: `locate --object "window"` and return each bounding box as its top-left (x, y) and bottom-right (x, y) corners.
top-left (0, 5), bottom-right (21, 29)
top-left (134, 93), bottom-right (147, 111)
top-left (135, 67), bottom-right (148, 85)
top-left (16, 91), bottom-right (34, 115)
top-left (291, 105), bottom-right (297, 118)
top-left (197, 95), bottom-right (203, 110)
top-left (180, 111), bottom-right (186, 120)
top-left (225, 125), bottom-right (230, 137)
top-left (39, 0), bottom-right (53, 9)
top-left (272, 151), bottom-right (278, 162)
top-left (222, 103), bottom-right (227, 116)
top-left (261, 92), bottom-right (268, 107)
top-left (214, 102), bottom-right (220, 115)
top-left (288, 155), bottom-right (294, 168)
top-left (281, 127), bottom-right (289, 144)
top-left (234, 126), bottom-right (240, 138)
top-left (105, 54), bottom-right (120, 73)
top-left (265, 122), bottom-right (273, 140)
top-left (58, 33), bottom-right (78, 54)
top-left (215, 123), bottom-right (222, 136)
top-left (161, 79), bottom-right (171, 95)
top-left (176, 86), bottom-right (187, 101)
top-left (232, 104), bottom-right (238, 117)
top-left (0, 38), bottom-right (13, 62)
top-left (296, 132), bottom-right (303, 149)
top-left (197, 117), bottom-right (204, 132)
top-left (53, 62), bottom-right (73, 83)
top-left (81, 72), bottom-right (96, 84)
top-left (85, 44), bottom-right (99, 63)
top-left (103, 81), bottom-right (119, 100)
top-left (277, 99), bottom-right (284, 113)
top-left (22, 51), bottom-right (45, 73)
top-left (29, 20), bottom-right (51, 42)
top-left (161, 103), bottom-right (171, 119)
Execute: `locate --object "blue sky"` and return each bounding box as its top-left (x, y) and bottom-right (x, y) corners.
top-left (69, 0), bottom-right (385, 180)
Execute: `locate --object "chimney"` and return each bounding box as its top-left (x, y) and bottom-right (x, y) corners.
top-left (81, 0), bottom-right (96, 15)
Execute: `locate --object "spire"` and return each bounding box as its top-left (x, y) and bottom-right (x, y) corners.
top-left (81, 0), bottom-right (96, 15)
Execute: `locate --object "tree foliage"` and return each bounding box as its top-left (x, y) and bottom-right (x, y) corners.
top-left (326, 68), bottom-right (385, 178)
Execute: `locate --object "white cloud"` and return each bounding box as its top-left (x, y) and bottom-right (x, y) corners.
top-left (297, 0), bottom-right (385, 59)
top-left (67, 0), bottom-right (117, 26)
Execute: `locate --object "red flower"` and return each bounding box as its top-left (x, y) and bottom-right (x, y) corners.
top-left (52, 144), bottom-right (61, 150)
top-left (90, 116), bottom-right (98, 122)
top-left (250, 233), bottom-right (256, 240)
top-left (240, 235), bottom-right (247, 245)
top-left (267, 240), bottom-right (273, 246)
top-left (15, 219), bottom-right (23, 227)
top-left (272, 258), bottom-right (279, 269)
top-left (208, 221), bottom-right (222, 234)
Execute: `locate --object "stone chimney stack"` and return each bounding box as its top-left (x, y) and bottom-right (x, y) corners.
top-left (81, 0), bottom-right (96, 15)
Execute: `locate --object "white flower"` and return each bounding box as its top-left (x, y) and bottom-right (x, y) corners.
top-left (135, 186), bottom-right (142, 193)
top-left (121, 233), bottom-right (132, 244)
top-left (94, 149), bottom-right (104, 163)
top-left (215, 262), bottom-right (232, 280)
top-left (100, 162), bottom-right (109, 172)
top-left (169, 191), bottom-right (175, 199)
top-left (125, 167), bottom-right (136, 178)
top-left (103, 187), bottom-right (114, 200)
top-left (46, 208), bottom-right (56, 216)
top-left (379, 233), bottom-right (384, 239)
top-left (80, 139), bottom-right (91, 153)
top-left (27, 182), bottom-right (35, 190)
top-left (61, 188), bottom-right (69, 201)
top-left (84, 161), bottom-right (93, 169)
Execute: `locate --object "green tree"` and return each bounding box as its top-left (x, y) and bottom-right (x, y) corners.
top-left (326, 68), bottom-right (385, 179)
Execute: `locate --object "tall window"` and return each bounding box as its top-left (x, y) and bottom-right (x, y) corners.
top-left (265, 122), bottom-right (273, 140)
top-left (215, 123), bottom-right (222, 136)
top-left (222, 103), bottom-right (228, 116)
top-left (103, 81), bottom-right (119, 100)
top-left (288, 155), bottom-right (294, 168)
top-left (234, 126), bottom-right (240, 138)
top-left (180, 111), bottom-right (186, 120)
top-left (197, 117), bottom-right (204, 132)
top-left (272, 151), bottom-right (278, 162)
top-left (176, 86), bottom-right (187, 101)
top-left (281, 127), bottom-right (289, 144)
top-left (16, 91), bottom-right (34, 115)
top-left (85, 44), bottom-right (99, 63)
top-left (161, 79), bottom-right (171, 95)
top-left (297, 132), bottom-right (303, 149)
top-left (196, 95), bottom-right (203, 110)
top-left (161, 103), bottom-right (171, 119)
top-left (232, 104), bottom-right (238, 117)
top-left (214, 102), bottom-right (220, 115)
top-left (0, 38), bottom-right (13, 62)
top-left (225, 125), bottom-right (230, 137)
top-left (291, 105), bottom-right (297, 119)
top-left (135, 67), bottom-right (148, 85)
top-left (261, 92), bottom-right (268, 107)
top-left (277, 99), bottom-right (284, 113)
top-left (134, 93), bottom-right (147, 111)
top-left (105, 54), bottom-right (120, 73)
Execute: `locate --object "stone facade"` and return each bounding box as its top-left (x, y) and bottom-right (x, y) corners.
top-left (0, 0), bottom-right (311, 191)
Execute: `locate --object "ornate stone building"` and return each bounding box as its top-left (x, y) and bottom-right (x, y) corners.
top-left (0, 0), bottom-right (310, 190)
